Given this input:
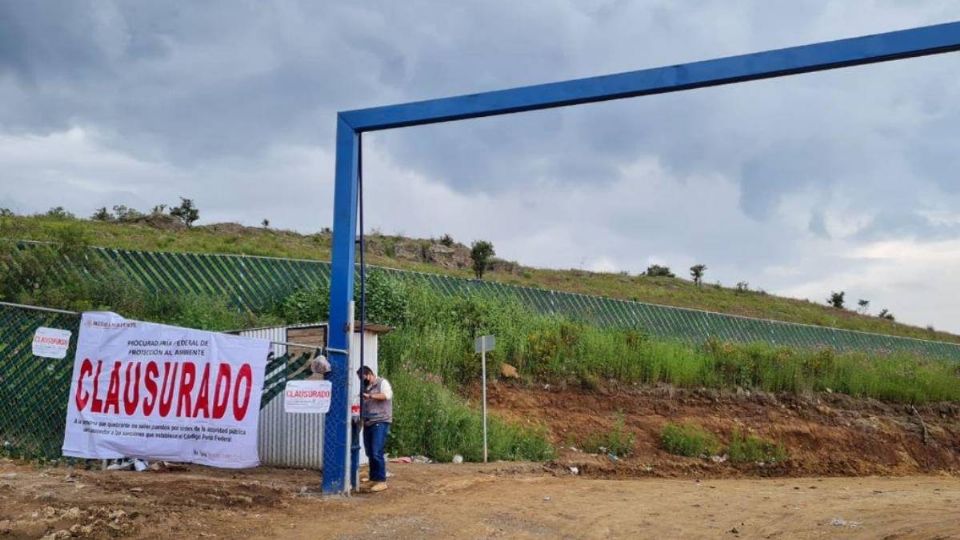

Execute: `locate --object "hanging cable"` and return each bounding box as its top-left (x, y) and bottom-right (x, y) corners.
top-left (347, 134), bottom-right (367, 493)
top-left (358, 135), bottom-right (366, 386)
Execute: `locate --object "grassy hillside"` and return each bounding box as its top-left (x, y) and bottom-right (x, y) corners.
top-left (2, 213), bottom-right (956, 344)
top-left (4, 214), bottom-right (960, 465)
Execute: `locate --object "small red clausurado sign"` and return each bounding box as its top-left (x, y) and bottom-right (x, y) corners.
top-left (62, 312), bottom-right (269, 468)
top-left (284, 380), bottom-right (332, 414)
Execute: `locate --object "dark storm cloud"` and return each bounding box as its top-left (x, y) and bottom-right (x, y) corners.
top-left (5, 1), bottom-right (960, 329)
top-left (0, 2), bottom-right (413, 162)
top-left (0, 2), bottom-right (114, 83)
top-left (3, 0), bottom-right (959, 220)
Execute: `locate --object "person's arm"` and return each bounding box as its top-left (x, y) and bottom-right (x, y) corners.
top-left (363, 379), bottom-right (393, 401)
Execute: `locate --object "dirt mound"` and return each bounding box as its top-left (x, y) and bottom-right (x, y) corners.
top-left (198, 222), bottom-right (256, 235)
top-left (477, 382), bottom-right (960, 478)
top-left (132, 213), bottom-right (186, 231)
top-left (0, 462), bottom-right (303, 539)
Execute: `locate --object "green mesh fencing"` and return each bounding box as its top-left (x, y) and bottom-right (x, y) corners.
top-left (261, 349), bottom-right (314, 406)
top-left (92, 247), bottom-right (960, 360)
top-left (4, 243), bottom-right (960, 360)
top-left (0, 302), bottom-right (311, 461)
top-left (0, 303), bottom-right (79, 460)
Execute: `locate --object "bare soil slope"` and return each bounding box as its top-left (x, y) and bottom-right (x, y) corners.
top-left (479, 382), bottom-right (960, 478)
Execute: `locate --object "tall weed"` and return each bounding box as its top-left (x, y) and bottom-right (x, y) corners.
top-left (660, 423), bottom-right (722, 457)
top-left (582, 412), bottom-right (636, 457)
top-left (388, 370), bottom-right (553, 462)
top-left (727, 429), bottom-right (787, 464)
top-left (378, 284), bottom-right (960, 405)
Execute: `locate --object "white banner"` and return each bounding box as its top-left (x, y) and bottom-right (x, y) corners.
top-left (62, 312), bottom-right (269, 468)
top-left (284, 380), bottom-right (332, 414)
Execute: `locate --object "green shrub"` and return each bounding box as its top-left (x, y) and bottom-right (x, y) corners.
top-left (281, 283), bottom-right (329, 323)
top-left (280, 270), bottom-right (408, 327)
top-left (43, 206), bottom-right (76, 220)
top-left (380, 287), bottom-right (536, 385)
top-left (169, 293), bottom-right (248, 331)
top-left (660, 422), bottom-right (721, 457)
top-left (387, 370), bottom-right (553, 462)
top-left (727, 429), bottom-right (787, 464)
top-left (645, 264), bottom-right (675, 278)
top-left (381, 237), bottom-right (397, 258)
top-left (360, 270), bottom-right (409, 327)
top-left (582, 412), bottom-right (635, 457)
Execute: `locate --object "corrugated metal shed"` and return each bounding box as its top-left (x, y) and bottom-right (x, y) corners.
top-left (237, 323), bottom-right (381, 469)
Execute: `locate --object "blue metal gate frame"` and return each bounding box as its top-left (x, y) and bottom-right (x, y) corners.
top-left (323, 21), bottom-right (960, 494)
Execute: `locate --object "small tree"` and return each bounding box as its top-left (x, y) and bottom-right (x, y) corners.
top-left (690, 264), bottom-right (707, 287)
top-left (151, 204), bottom-right (167, 215)
top-left (112, 205), bottom-right (144, 222)
top-left (827, 291), bottom-right (845, 309)
top-left (91, 207), bottom-right (113, 221)
top-left (470, 240), bottom-right (495, 280)
top-left (645, 264), bottom-right (675, 278)
top-left (44, 206), bottom-right (75, 220)
top-left (878, 308), bottom-right (895, 321)
top-left (262, 218), bottom-right (270, 228)
top-left (735, 281), bottom-right (749, 293)
top-left (170, 197), bottom-right (199, 227)
top-left (857, 299), bottom-right (870, 314)
top-left (439, 233), bottom-right (455, 247)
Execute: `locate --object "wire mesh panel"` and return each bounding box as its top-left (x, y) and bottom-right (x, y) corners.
top-left (0, 303), bottom-right (79, 460)
top-left (0, 302), bottom-right (313, 462)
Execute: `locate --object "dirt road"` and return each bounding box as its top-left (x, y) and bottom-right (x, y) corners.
top-left (2, 459), bottom-right (958, 539)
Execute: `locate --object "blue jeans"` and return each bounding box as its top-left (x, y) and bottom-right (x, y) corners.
top-left (363, 422), bottom-right (390, 482)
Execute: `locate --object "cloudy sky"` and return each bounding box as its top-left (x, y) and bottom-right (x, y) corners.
top-left (3, 1), bottom-right (960, 331)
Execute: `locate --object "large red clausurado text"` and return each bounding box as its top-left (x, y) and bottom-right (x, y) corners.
top-left (74, 359), bottom-right (254, 421)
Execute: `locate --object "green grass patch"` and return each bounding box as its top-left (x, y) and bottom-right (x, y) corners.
top-left (581, 412), bottom-right (636, 457)
top-left (727, 429), bottom-right (787, 464)
top-left (660, 423), bottom-right (722, 457)
top-left (387, 370), bottom-right (553, 463)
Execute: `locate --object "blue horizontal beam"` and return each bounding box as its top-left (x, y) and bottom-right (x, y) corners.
top-left (341, 21), bottom-right (960, 132)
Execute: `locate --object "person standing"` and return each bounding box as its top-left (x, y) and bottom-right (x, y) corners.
top-left (357, 366), bottom-right (392, 493)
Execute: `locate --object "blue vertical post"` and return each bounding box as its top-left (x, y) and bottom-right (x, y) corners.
top-left (322, 114), bottom-right (359, 495)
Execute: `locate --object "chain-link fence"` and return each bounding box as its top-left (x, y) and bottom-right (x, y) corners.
top-left (0, 302), bottom-right (314, 461)
top-left (0, 302), bottom-right (79, 460)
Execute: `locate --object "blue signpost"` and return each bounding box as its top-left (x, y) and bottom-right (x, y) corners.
top-left (322, 21), bottom-right (960, 494)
